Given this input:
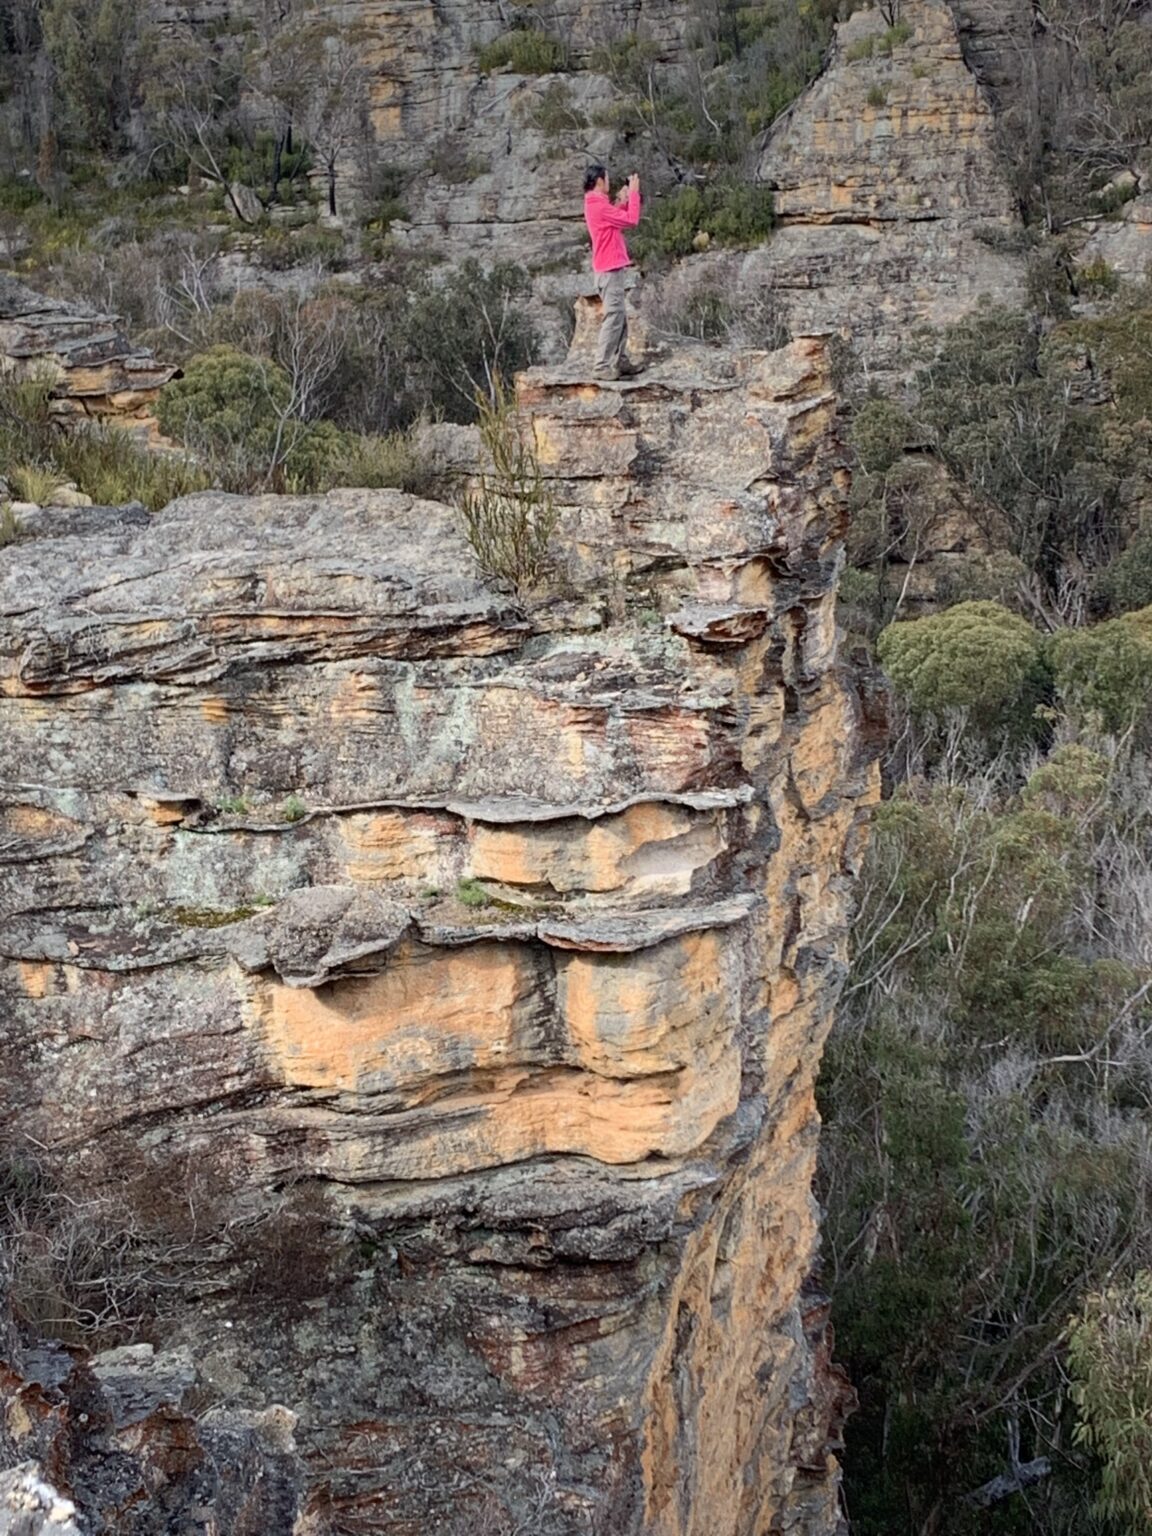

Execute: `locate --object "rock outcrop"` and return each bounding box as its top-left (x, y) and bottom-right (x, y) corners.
top-left (0, 1344), bottom-right (305, 1536)
top-left (0, 275), bottom-right (177, 439)
top-left (1, 337), bottom-right (880, 1533)
top-left (748, 0), bottom-right (1027, 368)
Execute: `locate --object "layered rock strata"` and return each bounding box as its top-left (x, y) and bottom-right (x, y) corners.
top-left (744, 0), bottom-right (1027, 367)
top-left (0, 275), bottom-right (177, 439)
top-left (0, 338), bottom-right (880, 1534)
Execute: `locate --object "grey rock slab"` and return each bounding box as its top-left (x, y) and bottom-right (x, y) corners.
top-left (227, 885), bottom-right (413, 986)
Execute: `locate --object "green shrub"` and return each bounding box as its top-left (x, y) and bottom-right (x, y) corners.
top-left (911, 307), bottom-right (1131, 592)
top-left (0, 504), bottom-right (23, 546)
top-left (0, 371), bottom-right (203, 511)
top-left (475, 28), bottom-right (567, 74)
top-left (156, 345), bottom-right (335, 492)
top-left (7, 464), bottom-right (60, 504)
top-left (1093, 532), bottom-right (1152, 616)
top-left (1021, 742), bottom-right (1110, 817)
top-left (866, 83), bottom-right (887, 108)
top-left (1077, 256), bottom-right (1120, 296)
top-left (823, 743), bottom-right (1152, 1531)
top-left (427, 137), bottom-right (490, 185)
top-left (59, 429), bottom-right (209, 510)
top-left (404, 260), bottom-right (540, 423)
top-left (523, 80), bottom-right (589, 136)
top-left (846, 22), bottom-right (910, 62)
top-left (633, 180), bottom-right (774, 261)
top-left (320, 428), bottom-right (438, 497)
top-left (458, 376), bottom-right (558, 596)
top-left (849, 398), bottom-right (914, 474)
top-left (258, 224), bottom-right (347, 272)
top-left (877, 600), bottom-right (1048, 744)
top-left (1069, 1272), bottom-right (1152, 1532)
top-left (0, 176), bottom-right (45, 214)
top-left (158, 345), bottom-right (288, 451)
top-left (1050, 608), bottom-right (1152, 734)
top-left (845, 36), bottom-right (876, 61)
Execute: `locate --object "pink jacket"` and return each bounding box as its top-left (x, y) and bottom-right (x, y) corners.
top-left (584, 188), bottom-right (641, 273)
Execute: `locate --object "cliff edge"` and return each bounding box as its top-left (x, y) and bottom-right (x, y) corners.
top-left (0, 339), bottom-right (881, 1534)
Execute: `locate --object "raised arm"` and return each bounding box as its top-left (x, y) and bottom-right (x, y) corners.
top-left (598, 184), bottom-right (641, 229)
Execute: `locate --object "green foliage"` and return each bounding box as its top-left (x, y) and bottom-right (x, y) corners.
top-left (0, 372), bottom-right (207, 511)
top-left (458, 377), bottom-right (558, 596)
top-left (633, 180), bottom-right (774, 260)
top-left (455, 877), bottom-right (492, 908)
top-left (427, 136), bottom-right (491, 185)
top-left (156, 345), bottom-right (336, 492)
top-left (594, 0), bottom-right (838, 166)
top-left (404, 260), bottom-right (541, 423)
top-left (1077, 256), bottom-right (1120, 296)
top-left (475, 28), bottom-right (567, 74)
top-left (0, 177), bottom-right (45, 215)
top-left (523, 79), bottom-right (590, 136)
top-left (7, 463), bottom-right (59, 504)
top-left (1068, 1272), bottom-right (1152, 1533)
top-left (224, 129), bottom-right (311, 199)
top-left (823, 749), bottom-right (1152, 1533)
top-left (846, 22), bottom-right (912, 62)
top-left (158, 345), bottom-right (288, 461)
top-left (40, 0), bottom-right (148, 153)
top-left (280, 795), bottom-right (308, 824)
top-left (1093, 533), bottom-right (1152, 617)
top-left (849, 398), bottom-right (914, 474)
top-left (327, 428), bottom-right (439, 498)
top-left (0, 503), bottom-right (22, 547)
top-left (910, 307), bottom-right (1138, 594)
top-left (258, 224), bottom-right (347, 272)
top-left (866, 82), bottom-right (888, 107)
top-left (877, 601), bottom-right (1048, 747)
top-left (1050, 608), bottom-right (1152, 735)
top-left (1062, 307), bottom-right (1152, 423)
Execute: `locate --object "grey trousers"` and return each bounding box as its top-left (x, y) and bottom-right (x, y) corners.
top-left (594, 267), bottom-right (628, 373)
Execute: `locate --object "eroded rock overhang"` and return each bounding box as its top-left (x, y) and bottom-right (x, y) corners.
top-left (0, 340), bottom-right (882, 1536)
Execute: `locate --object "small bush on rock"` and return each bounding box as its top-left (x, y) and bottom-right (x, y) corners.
top-left (633, 181), bottom-right (774, 261)
top-left (156, 345), bottom-right (334, 491)
top-left (458, 377), bottom-right (558, 597)
top-left (476, 29), bottom-right (567, 74)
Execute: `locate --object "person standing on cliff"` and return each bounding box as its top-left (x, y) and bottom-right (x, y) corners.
top-left (583, 165), bottom-right (643, 380)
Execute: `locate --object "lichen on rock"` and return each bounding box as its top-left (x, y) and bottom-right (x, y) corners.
top-left (0, 335), bottom-right (881, 1534)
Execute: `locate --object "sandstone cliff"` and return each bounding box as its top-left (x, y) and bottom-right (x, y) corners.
top-left (151, 0), bottom-right (1030, 368)
top-left (745, 0), bottom-right (1026, 368)
top-left (0, 336), bottom-right (880, 1533)
top-left (0, 274), bottom-right (177, 440)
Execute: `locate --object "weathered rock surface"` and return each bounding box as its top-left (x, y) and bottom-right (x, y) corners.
top-left (0, 1339), bottom-right (306, 1534)
top-left (748, 0), bottom-right (1027, 369)
top-left (147, 0), bottom-right (1039, 373)
top-left (0, 1466), bottom-right (82, 1536)
top-left (1, 338), bottom-right (880, 1533)
top-left (0, 275), bottom-right (178, 440)
top-left (1081, 191), bottom-right (1152, 283)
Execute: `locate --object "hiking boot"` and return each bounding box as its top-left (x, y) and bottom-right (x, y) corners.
top-left (617, 357), bottom-right (646, 377)
top-left (592, 366), bottom-right (620, 381)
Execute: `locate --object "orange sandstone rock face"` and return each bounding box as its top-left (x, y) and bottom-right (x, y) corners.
top-left (0, 273), bottom-right (178, 442)
top-left (747, 0), bottom-right (1028, 368)
top-left (0, 339), bottom-right (880, 1535)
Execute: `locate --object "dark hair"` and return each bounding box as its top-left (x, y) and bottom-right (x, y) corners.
top-left (583, 164), bottom-right (606, 193)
